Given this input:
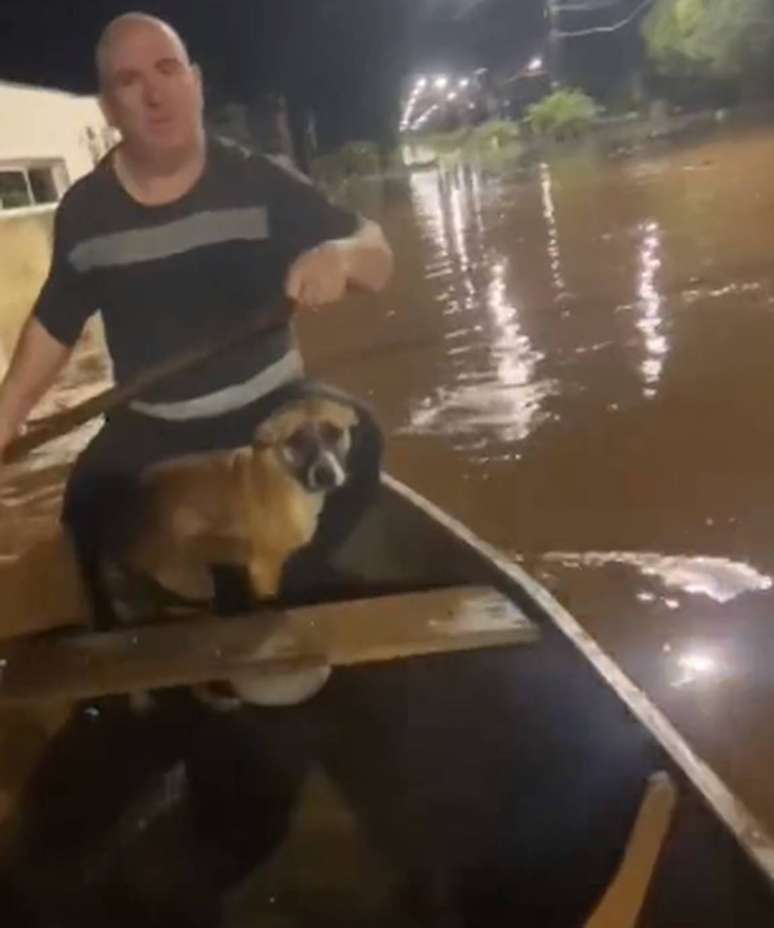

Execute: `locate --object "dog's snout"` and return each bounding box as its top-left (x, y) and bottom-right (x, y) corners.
top-left (309, 454), bottom-right (345, 492)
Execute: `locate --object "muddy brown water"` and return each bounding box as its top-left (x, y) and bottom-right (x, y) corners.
top-left (4, 122), bottom-right (774, 845)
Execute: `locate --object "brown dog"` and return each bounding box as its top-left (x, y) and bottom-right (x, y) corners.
top-left (120, 395), bottom-right (357, 605)
top-left (112, 395), bottom-right (358, 709)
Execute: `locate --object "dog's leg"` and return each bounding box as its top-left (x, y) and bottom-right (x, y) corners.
top-left (246, 554), bottom-right (284, 601)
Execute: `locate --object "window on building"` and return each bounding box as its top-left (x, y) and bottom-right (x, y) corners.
top-left (28, 167), bottom-right (59, 205)
top-left (0, 161), bottom-right (65, 211)
top-left (0, 170), bottom-right (32, 210)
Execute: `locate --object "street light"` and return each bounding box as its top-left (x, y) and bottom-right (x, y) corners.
top-left (447, 91), bottom-right (458, 101)
top-left (434, 76), bottom-right (449, 90)
top-left (459, 78), bottom-right (470, 89)
top-left (528, 56), bottom-right (543, 73)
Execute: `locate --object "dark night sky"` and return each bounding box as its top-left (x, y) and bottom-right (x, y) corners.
top-left (0, 1), bottom-right (643, 147)
top-left (0, 0), bottom-right (550, 146)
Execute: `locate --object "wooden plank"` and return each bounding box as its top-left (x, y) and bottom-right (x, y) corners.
top-left (0, 586), bottom-right (538, 705)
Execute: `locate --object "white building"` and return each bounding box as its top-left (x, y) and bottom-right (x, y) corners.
top-left (0, 80), bottom-right (114, 211)
top-left (0, 80), bottom-right (115, 346)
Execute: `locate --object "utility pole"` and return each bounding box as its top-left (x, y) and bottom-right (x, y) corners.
top-left (546, 0), bottom-right (563, 89)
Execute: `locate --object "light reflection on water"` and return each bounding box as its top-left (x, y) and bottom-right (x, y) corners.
top-left (403, 165), bottom-right (556, 446)
top-left (542, 550), bottom-right (773, 604)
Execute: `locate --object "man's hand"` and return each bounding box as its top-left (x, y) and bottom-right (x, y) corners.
top-left (285, 242), bottom-right (348, 309)
top-left (284, 220), bottom-right (393, 309)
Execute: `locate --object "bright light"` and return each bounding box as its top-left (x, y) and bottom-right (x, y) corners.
top-left (528, 56), bottom-right (543, 73)
top-left (416, 76), bottom-right (427, 90)
top-left (434, 76), bottom-right (449, 90)
top-left (459, 78), bottom-right (470, 89)
top-left (447, 92), bottom-right (457, 101)
top-left (678, 653), bottom-right (717, 676)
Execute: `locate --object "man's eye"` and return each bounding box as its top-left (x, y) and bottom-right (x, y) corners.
top-left (114, 72), bottom-right (137, 88)
top-left (158, 59), bottom-right (182, 76)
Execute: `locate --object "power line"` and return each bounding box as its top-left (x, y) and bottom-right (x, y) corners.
top-left (556, 0), bottom-right (656, 38)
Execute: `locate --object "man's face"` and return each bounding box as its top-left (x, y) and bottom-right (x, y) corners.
top-left (100, 22), bottom-right (203, 158)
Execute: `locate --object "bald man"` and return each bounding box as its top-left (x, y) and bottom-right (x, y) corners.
top-left (0, 12), bottom-right (391, 621)
top-left (0, 11), bottom-right (392, 926)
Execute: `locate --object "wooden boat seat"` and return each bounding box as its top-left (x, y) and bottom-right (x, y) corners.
top-left (0, 585), bottom-right (539, 706)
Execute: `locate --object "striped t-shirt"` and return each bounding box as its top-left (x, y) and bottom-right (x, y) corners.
top-left (34, 137), bottom-right (359, 418)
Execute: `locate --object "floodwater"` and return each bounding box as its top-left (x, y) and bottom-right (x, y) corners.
top-left (4, 120), bottom-right (774, 859)
top-left (303, 121), bottom-right (774, 836)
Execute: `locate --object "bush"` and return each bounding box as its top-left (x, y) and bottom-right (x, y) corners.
top-left (466, 119), bottom-right (521, 151)
top-left (525, 88), bottom-right (600, 140)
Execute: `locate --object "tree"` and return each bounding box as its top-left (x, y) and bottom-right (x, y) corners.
top-left (642, 0), bottom-right (774, 81)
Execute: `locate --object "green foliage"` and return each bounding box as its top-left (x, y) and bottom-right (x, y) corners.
top-left (642, 0), bottom-right (774, 79)
top-left (524, 88), bottom-right (600, 139)
top-left (412, 120), bottom-right (521, 160)
top-left (466, 120), bottom-right (522, 151)
top-left (417, 127), bottom-right (471, 154)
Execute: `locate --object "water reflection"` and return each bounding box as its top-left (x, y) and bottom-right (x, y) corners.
top-left (405, 167), bottom-right (554, 446)
top-left (539, 162), bottom-right (568, 299)
top-left (672, 650), bottom-right (723, 689)
top-left (635, 220), bottom-right (668, 398)
top-left (543, 551), bottom-right (772, 604)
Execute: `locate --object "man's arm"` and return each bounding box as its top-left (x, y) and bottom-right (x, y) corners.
top-left (0, 318), bottom-right (72, 459)
top-left (285, 218), bottom-right (394, 308)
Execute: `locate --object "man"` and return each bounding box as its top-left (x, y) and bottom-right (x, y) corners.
top-left (0, 12), bottom-right (392, 620)
top-left (0, 12), bottom-right (392, 925)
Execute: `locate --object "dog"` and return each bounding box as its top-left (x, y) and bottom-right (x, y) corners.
top-left (109, 394), bottom-right (358, 709)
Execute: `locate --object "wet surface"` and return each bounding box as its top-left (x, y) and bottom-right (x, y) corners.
top-left (301, 122), bottom-right (774, 835)
top-left (4, 121), bottom-right (774, 844)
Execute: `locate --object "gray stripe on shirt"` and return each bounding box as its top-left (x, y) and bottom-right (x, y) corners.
top-left (129, 348), bottom-right (304, 421)
top-left (69, 207), bottom-right (269, 272)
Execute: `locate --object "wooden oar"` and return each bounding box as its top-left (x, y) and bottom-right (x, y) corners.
top-left (4, 296), bottom-right (293, 465)
top-left (585, 771), bottom-right (678, 928)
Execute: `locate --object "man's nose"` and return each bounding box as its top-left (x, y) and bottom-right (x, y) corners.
top-left (142, 78), bottom-right (163, 107)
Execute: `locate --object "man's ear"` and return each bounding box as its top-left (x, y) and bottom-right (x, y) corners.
top-left (191, 62), bottom-right (204, 108)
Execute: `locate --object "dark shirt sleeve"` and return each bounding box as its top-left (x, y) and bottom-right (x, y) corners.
top-left (33, 198), bottom-right (95, 347)
top-left (264, 156), bottom-right (361, 261)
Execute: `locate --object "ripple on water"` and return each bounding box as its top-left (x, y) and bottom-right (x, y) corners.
top-left (542, 551), bottom-right (772, 604)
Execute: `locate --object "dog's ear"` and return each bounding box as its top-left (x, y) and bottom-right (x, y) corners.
top-left (253, 401), bottom-right (306, 448)
top-left (317, 399), bottom-right (358, 431)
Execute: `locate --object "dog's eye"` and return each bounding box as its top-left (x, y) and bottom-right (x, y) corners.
top-left (320, 422), bottom-right (343, 445)
top-left (284, 431), bottom-right (309, 456)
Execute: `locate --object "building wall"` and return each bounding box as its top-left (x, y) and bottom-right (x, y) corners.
top-left (0, 209), bottom-right (54, 350)
top-left (0, 81), bottom-right (111, 190)
top-left (0, 82), bottom-right (113, 351)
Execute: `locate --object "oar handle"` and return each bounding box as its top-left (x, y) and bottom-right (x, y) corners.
top-left (5, 296), bottom-right (293, 464)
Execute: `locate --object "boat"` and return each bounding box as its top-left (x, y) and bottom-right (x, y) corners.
top-left (2, 473), bottom-right (774, 926)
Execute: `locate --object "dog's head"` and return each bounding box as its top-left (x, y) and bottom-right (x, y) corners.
top-left (254, 397), bottom-right (358, 493)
